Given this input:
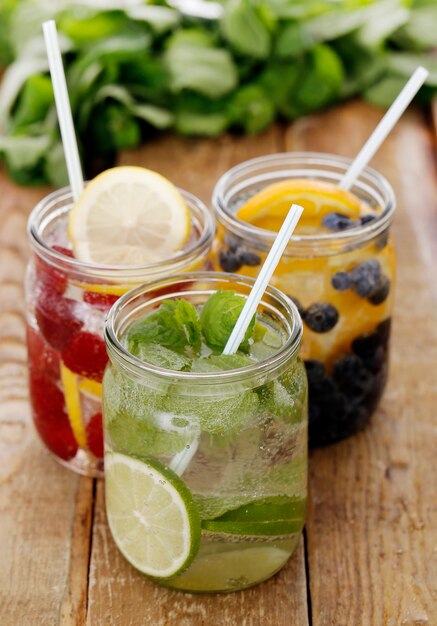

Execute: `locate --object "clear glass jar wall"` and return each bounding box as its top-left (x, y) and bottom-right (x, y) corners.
top-left (212, 153), bottom-right (396, 446)
top-left (103, 273), bottom-right (308, 592)
top-left (25, 187), bottom-right (215, 476)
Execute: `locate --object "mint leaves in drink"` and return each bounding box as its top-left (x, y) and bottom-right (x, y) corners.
top-left (127, 299), bottom-right (201, 357)
top-left (125, 290), bottom-right (258, 365)
top-left (200, 290), bottom-right (256, 353)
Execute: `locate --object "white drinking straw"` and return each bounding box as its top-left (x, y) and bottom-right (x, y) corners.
top-left (170, 203), bottom-right (303, 476)
top-left (43, 20), bottom-right (84, 201)
top-left (223, 203), bottom-right (304, 355)
top-left (339, 66), bottom-right (429, 190)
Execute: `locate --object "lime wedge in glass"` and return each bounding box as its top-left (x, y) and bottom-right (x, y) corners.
top-left (201, 496), bottom-right (306, 536)
top-left (166, 546), bottom-right (291, 592)
top-left (202, 519), bottom-right (303, 536)
top-left (105, 453), bottom-right (201, 578)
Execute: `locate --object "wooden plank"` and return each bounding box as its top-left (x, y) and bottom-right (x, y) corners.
top-left (285, 100), bottom-right (437, 625)
top-left (86, 127), bottom-right (309, 625)
top-left (0, 172), bottom-right (93, 626)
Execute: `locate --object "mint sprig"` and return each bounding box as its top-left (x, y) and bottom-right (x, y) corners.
top-left (127, 299), bottom-right (201, 357)
top-left (200, 290), bottom-right (255, 353)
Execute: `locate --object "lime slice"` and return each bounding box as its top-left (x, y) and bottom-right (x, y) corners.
top-left (214, 496), bottom-right (306, 522)
top-left (69, 166), bottom-right (190, 265)
top-left (202, 496), bottom-right (306, 536)
top-left (202, 519), bottom-right (303, 536)
top-left (167, 546), bottom-right (290, 592)
top-left (105, 453), bottom-right (200, 578)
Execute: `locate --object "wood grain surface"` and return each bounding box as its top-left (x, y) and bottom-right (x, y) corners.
top-left (287, 101), bottom-right (437, 626)
top-left (0, 101), bottom-right (436, 625)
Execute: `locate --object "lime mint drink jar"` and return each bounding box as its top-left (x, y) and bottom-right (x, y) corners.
top-left (25, 185), bottom-right (214, 477)
top-left (212, 153), bottom-right (396, 446)
top-left (103, 272), bottom-right (307, 593)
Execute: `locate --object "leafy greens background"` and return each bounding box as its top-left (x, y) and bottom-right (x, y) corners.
top-left (0, 0), bottom-right (436, 186)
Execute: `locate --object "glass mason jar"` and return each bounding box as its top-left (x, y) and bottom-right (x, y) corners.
top-left (212, 153), bottom-right (396, 446)
top-left (103, 272), bottom-right (307, 593)
top-left (25, 187), bottom-right (215, 477)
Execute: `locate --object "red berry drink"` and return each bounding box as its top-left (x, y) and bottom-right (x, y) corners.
top-left (26, 168), bottom-right (215, 476)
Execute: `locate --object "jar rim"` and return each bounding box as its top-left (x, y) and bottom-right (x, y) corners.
top-left (104, 272), bottom-right (303, 385)
top-left (27, 185), bottom-right (216, 281)
top-left (212, 151), bottom-right (396, 254)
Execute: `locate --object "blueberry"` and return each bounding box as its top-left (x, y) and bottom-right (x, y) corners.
top-left (224, 234), bottom-right (242, 252)
top-left (352, 330), bottom-right (382, 359)
top-left (219, 249), bottom-right (242, 273)
top-left (237, 248), bottom-right (261, 267)
top-left (360, 215), bottom-right (376, 225)
top-left (368, 275), bottom-right (390, 305)
top-left (304, 359), bottom-right (325, 385)
top-left (352, 330), bottom-right (387, 372)
top-left (350, 260), bottom-right (382, 297)
top-left (322, 212), bottom-right (356, 231)
top-left (304, 302), bottom-right (339, 333)
top-left (377, 318), bottom-right (391, 346)
top-left (333, 354), bottom-right (374, 398)
top-left (331, 271), bottom-right (351, 291)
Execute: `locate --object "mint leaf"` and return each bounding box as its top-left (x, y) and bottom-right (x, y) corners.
top-left (164, 29), bottom-right (238, 99)
top-left (127, 299), bottom-right (201, 356)
top-left (200, 290), bottom-right (256, 353)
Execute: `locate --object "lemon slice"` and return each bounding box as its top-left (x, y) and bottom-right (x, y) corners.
top-left (61, 363), bottom-right (87, 449)
top-left (79, 378), bottom-right (102, 399)
top-left (69, 166), bottom-right (190, 265)
top-left (237, 179), bottom-right (364, 233)
top-left (105, 453), bottom-right (201, 578)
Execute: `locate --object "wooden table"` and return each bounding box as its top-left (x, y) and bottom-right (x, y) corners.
top-left (1, 100), bottom-right (436, 626)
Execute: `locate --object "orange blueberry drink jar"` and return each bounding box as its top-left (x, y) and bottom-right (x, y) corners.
top-left (25, 167), bottom-right (215, 476)
top-left (212, 153), bottom-right (396, 446)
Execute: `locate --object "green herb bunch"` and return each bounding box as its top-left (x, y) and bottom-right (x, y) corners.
top-left (0, 0), bottom-right (436, 186)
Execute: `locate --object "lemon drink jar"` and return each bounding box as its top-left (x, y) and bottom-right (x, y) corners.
top-left (25, 168), bottom-right (215, 476)
top-left (103, 272), bottom-right (307, 593)
top-left (212, 153), bottom-right (396, 446)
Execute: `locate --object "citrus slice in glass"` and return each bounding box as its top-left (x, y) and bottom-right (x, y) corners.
top-left (105, 453), bottom-right (201, 578)
top-left (202, 496), bottom-right (306, 536)
top-left (68, 166), bottom-right (190, 265)
top-left (236, 179), bottom-right (364, 233)
top-left (167, 545), bottom-right (291, 592)
top-left (60, 363), bottom-right (87, 449)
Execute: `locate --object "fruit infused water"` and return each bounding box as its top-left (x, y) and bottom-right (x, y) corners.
top-left (25, 168), bottom-right (215, 476)
top-left (103, 273), bottom-right (307, 592)
top-left (213, 153), bottom-right (396, 446)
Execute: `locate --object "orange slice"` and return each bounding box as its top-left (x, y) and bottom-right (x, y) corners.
top-left (237, 179), bottom-right (364, 233)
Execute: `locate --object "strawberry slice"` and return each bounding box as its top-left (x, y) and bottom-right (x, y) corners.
top-left (83, 291), bottom-right (119, 310)
top-left (29, 369), bottom-right (78, 460)
top-left (86, 411), bottom-right (104, 458)
top-left (35, 289), bottom-right (84, 352)
top-left (52, 246), bottom-right (74, 258)
top-left (61, 331), bottom-right (108, 382)
top-left (35, 246), bottom-right (74, 296)
top-left (26, 325), bottom-right (60, 380)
